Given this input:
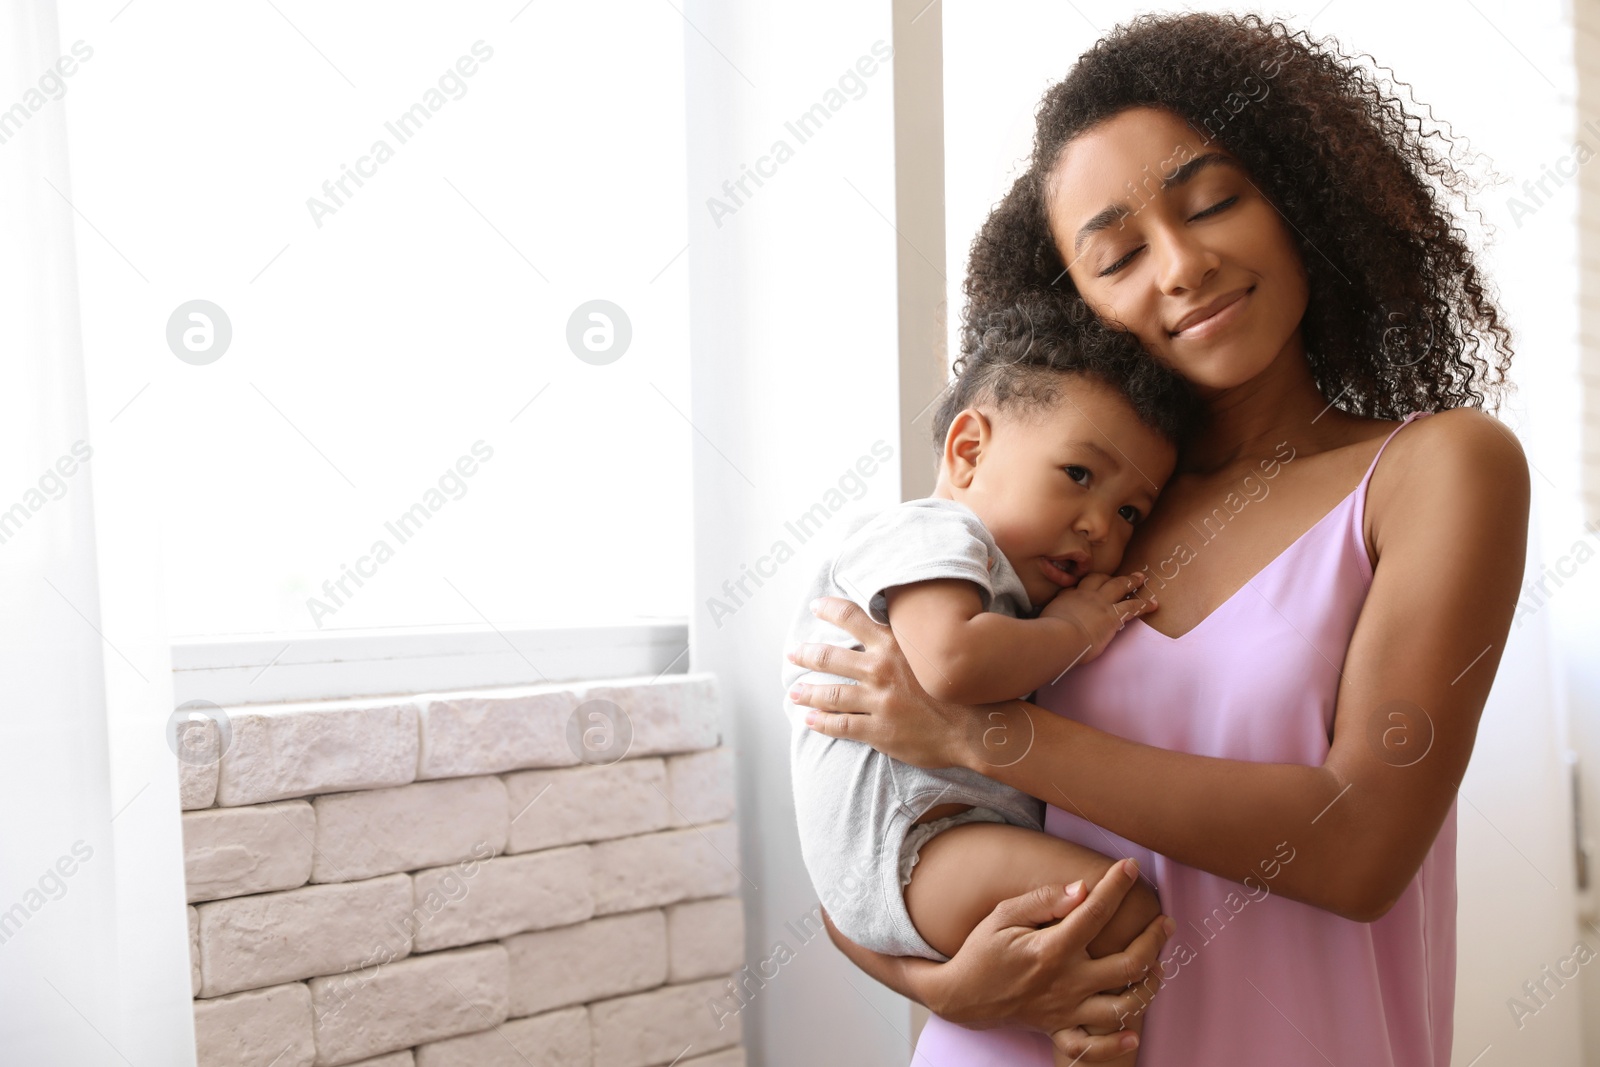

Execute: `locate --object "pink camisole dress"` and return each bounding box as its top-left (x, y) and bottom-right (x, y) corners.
top-left (911, 411), bottom-right (1456, 1066)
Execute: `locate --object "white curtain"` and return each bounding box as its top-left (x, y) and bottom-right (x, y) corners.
top-left (0, 2), bottom-right (195, 1063)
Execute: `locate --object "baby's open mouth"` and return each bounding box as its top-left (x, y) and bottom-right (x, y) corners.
top-left (1043, 554), bottom-right (1087, 585)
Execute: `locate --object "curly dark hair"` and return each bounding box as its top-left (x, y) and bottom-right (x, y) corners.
top-left (931, 291), bottom-right (1205, 449)
top-left (959, 11), bottom-right (1513, 420)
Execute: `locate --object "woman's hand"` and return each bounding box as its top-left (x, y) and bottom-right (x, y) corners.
top-left (932, 858), bottom-right (1172, 1061)
top-left (822, 858), bottom-right (1172, 1062)
top-left (786, 596), bottom-right (970, 770)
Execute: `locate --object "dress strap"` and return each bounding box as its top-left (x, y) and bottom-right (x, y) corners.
top-left (1355, 411), bottom-right (1432, 494)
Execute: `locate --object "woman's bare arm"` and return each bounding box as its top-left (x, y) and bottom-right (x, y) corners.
top-left (820, 908), bottom-right (941, 1007)
top-left (793, 410), bottom-right (1529, 922)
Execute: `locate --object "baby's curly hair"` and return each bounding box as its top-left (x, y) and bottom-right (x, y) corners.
top-left (962, 11), bottom-right (1513, 419)
top-left (932, 291), bottom-right (1205, 450)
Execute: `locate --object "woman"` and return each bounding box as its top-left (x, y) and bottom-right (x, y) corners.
top-left (785, 12), bottom-right (1526, 1065)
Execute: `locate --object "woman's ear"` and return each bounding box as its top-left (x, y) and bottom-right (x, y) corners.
top-left (943, 408), bottom-right (990, 490)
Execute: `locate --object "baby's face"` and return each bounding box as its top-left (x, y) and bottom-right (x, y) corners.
top-left (958, 380), bottom-right (1177, 608)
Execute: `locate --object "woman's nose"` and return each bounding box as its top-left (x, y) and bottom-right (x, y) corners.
top-left (1152, 225), bottom-right (1220, 294)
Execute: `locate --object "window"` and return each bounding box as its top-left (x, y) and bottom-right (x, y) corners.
top-left (59, 0), bottom-right (692, 638)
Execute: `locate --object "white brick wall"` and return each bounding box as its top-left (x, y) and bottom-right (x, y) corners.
top-left (198, 874), bottom-right (415, 997)
top-left (193, 982), bottom-right (316, 1067)
top-left (590, 978), bottom-right (742, 1067)
top-left (503, 759), bottom-right (672, 853)
top-left (666, 898), bottom-right (745, 983)
top-left (184, 800), bottom-right (314, 902)
top-left (411, 848), bottom-right (593, 951)
top-left (505, 911), bottom-right (668, 1017)
top-left (185, 674), bottom-right (746, 1067)
top-left (590, 824), bottom-right (742, 915)
top-left (311, 777), bottom-right (509, 883)
top-left (665, 748), bottom-right (736, 828)
top-left (217, 701), bottom-right (420, 807)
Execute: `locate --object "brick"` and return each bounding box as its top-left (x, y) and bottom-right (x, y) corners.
top-left (312, 778), bottom-right (508, 883)
top-left (178, 716), bottom-right (221, 809)
top-left (184, 800), bottom-right (315, 902)
top-left (505, 911), bottom-right (667, 1017)
top-left (417, 676), bottom-right (719, 780)
top-left (682, 1051), bottom-right (745, 1067)
top-left (198, 874), bottom-right (412, 997)
top-left (591, 824), bottom-right (741, 915)
top-left (417, 689), bottom-right (576, 779)
top-left (193, 981), bottom-right (315, 1067)
top-left (590, 979), bottom-right (740, 1067)
top-left (580, 676), bottom-right (720, 758)
top-left (414, 1006), bottom-right (588, 1067)
top-left (504, 760), bottom-right (669, 854)
top-left (664, 749), bottom-right (734, 827)
top-left (190, 905), bottom-right (202, 996)
top-left (217, 701), bottom-right (418, 806)
top-left (412, 847), bottom-right (592, 952)
top-left (309, 944), bottom-right (508, 1066)
top-left (666, 898), bottom-right (744, 983)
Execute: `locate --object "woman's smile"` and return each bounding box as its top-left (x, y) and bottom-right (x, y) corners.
top-left (1168, 285), bottom-right (1254, 341)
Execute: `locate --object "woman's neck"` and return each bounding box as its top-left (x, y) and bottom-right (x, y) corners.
top-left (1180, 334), bottom-right (1360, 476)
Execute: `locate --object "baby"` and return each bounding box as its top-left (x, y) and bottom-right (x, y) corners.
top-left (782, 297), bottom-right (1200, 1064)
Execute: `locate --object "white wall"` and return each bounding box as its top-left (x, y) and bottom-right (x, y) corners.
top-left (682, 2), bottom-right (924, 1064)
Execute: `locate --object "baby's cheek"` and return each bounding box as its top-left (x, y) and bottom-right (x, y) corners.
top-left (1100, 530), bottom-right (1138, 573)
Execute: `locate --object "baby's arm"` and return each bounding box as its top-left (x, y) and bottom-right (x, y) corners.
top-left (883, 574), bottom-right (1148, 704)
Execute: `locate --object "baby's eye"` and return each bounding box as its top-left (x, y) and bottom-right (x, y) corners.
top-left (1118, 504), bottom-right (1143, 524)
top-left (1064, 465), bottom-right (1091, 485)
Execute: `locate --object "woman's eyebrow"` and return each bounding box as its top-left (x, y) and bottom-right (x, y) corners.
top-left (1072, 152), bottom-right (1241, 253)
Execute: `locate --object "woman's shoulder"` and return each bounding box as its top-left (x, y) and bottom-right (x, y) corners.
top-left (1378, 407), bottom-right (1527, 478)
top-left (1366, 407), bottom-right (1530, 546)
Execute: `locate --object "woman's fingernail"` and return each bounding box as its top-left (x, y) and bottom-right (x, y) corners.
top-left (809, 598), bottom-right (824, 612)
top-left (1123, 858), bottom-right (1139, 876)
top-left (1162, 916), bottom-right (1177, 936)
top-left (1065, 879), bottom-right (1084, 898)
top-left (805, 711), bottom-right (819, 726)
top-left (1121, 1034), bottom-right (1139, 1051)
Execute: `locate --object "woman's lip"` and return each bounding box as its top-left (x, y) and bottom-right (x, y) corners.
top-left (1171, 287), bottom-right (1251, 339)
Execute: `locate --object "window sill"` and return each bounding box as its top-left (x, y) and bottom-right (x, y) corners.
top-left (171, 620), bottom-right (689, 707)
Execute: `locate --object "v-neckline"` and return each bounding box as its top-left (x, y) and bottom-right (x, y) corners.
top-left (1129, 482), bottom-right (1360, 644)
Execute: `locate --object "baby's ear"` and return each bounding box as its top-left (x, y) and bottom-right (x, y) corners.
top-left (943, 407), bottom-right (989, 488)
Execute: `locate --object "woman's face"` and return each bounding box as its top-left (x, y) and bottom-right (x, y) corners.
top-left (1043, 106), bottom-right (1310, 394)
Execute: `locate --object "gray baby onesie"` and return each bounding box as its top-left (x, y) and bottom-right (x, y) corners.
top-left (781, 497), bottom-right (1047, 961)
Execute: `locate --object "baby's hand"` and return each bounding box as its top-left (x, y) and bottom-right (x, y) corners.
top-left (1039, 572), bottom-right (1155, 664)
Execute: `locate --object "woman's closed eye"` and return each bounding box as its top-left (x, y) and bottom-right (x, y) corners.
top-left (1096, 196), bottom-right (1241, 277)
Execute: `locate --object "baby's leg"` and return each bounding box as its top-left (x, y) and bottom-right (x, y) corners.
top-left (903, 822), bottom-right (1161, 1067)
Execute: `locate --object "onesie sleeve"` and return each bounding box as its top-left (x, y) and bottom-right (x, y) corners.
top-left (830, 500), bottom-right (1001, 624)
